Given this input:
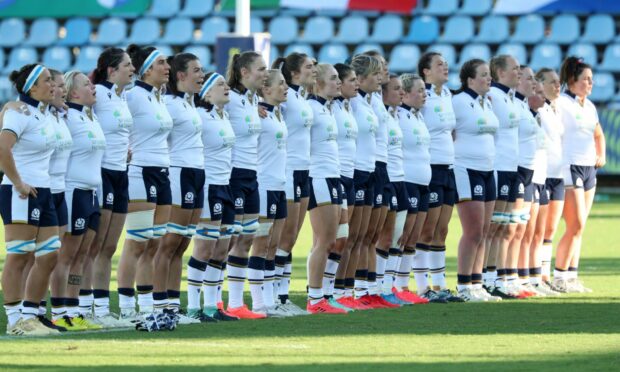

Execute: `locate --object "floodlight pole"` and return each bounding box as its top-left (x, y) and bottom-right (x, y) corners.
top-left (235, 0), bottom-right (250, 36)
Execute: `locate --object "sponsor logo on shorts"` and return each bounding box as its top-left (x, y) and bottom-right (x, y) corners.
top-left (391, 196), bottom-right (398, 207)
top-left (184, 192), bottom-right (194, 204)
top-left (500, 185), bottom-right (509, 196)
top-left (376, 194), bottom-right (383, 204)
top-left (518, 183), bottom-right (524, 194)
top-left (270, 203), bottom-right (277, 214)
top-left (473, 185), bottom-right (484, 196)
top-left (296, 186), bottom-right (301, 197)
top-left (213, 202), bottom-right (222, 214)
top-left (149, 186), bottom-right (157, 198)
top-left (74, 218), bottom-right (85, 230)
top-left (409, 197), bottom-right (418, 208)
top-left (31, 208), bottom-right (40, 221)
top-left (106, 192), bottom-right (114, 205)
top-left (575, 177), bottom-right (583, 187)
top-left (332, 188), bottom-right (338, 199)
top-left (356, 190), bottom-right (365, 201)
top-left (546, 190), bottom-right (550, 198)
top-left (429, 192), bottom-right (438, 203)
top-left (234, 197), bottom-right (244, 208)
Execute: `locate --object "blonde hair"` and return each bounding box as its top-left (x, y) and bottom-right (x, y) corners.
top-left (350, 54), bottom-right (381, 78)
top-left (63, 70), bottom-right (84, 100)
top-left (313, 63), bottom-right (334, 93)
top-left (258, 69), bottom-right (283, 97)
top-left (400, 73), bottom-right (423, 93)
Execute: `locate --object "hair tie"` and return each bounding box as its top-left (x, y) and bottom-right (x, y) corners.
top-left (199, 73), bottom-right (223, 100)
top-left (278, 61), bottom-right (285, 71)
top-left (139, 49), bottom-right (162, 77)
top-left (23, 64), bottom-right (45, 94)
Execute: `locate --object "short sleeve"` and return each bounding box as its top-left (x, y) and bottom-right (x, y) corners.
top-left (2, 110), bottom-right (26, 138)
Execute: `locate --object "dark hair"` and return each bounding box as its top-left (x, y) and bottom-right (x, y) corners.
top-left (560, 56), bottom-right (591, 86)
top-left (459, 59), bottom-right (487, 92)
top-left (382, 73), bottom-right (399, 92)
top-left (489, 55), bottom-right (513, 82)
top-left (166, 53), bottom-right (199, 96)
top-left (417, 52), bottom-right (441, 81)
top-left (362, 50), bottom-right (383, 59)
top-left (535, 67), bottom-right (554, 83)
top-left (195, 71), bottom-right (216, 111)
top-left (48, 69), bottom-right (63, 80)
top-left (271, 52), bottom-right (308, 85)
top-left (334, 63), bottom-right (353, 82)
top-left (226, 51), bottom-right (261, 92)
top-left (92, 47), bottom-right (127, 85)
top-left (9, 63), bottom-right (39, 95)
top-left (126, 44), bottom-right (156, 79)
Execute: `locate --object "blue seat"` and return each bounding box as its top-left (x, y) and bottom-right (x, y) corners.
top-left (388, 44), bottom-right (420, 73)
top-left (269, 47), bottom-right (280, 67)
top-left (447, 72), bottom-right (460, 91)
top-left (567, 43), bottom-right (598, 68)
top-left (0, 49), bottom-right (4, 71)
top-left (59, 18), bottom-right (92, 46)
top-left (353, 44), bottom-right (384, 57)
top-left (43, 46), bottom-right (72, 72)
top-left (459, 0), bottom-right (492, 16)
top-left (284, 44), bottom-right (314, 59)
top-left (146, 0), bottom-right (180, 18)
top-left (280, 8), bottom-right (313, 17)
top-left (369, 15), bottom-right (403, 44)
top-left (0, 18), bottom-right (26, 47)
top-left (334, 16), bottom-right (368, 44)
top-left (127, 18), bottom-right (161, 45)
top-left (318, 44), bottom-right (349, 65)
top-left (402, 16), bottom-right (439, 44)
top-left (458, 44), bottom-right (491, 69)
top-left (251, 9), bottom-right (278, 18)
top-left (600, 44), bottom-right (620, 72)
top-left (426, 44), bottom-right (456, 69)
top-left (529, 44), bottom-right (562, 71)
top-left (299, 17), bottom-right (334, 45)
top-left (581, 14), bottom-right (614, 44)
top-left (179, 0), bottom-right (213, 18)
top-left (197, 17), bottom-right (229, 45)
top-left (154, 45), bottom-right (173, 57)
top-left (546, 14), bottom-right (580, 45)
top-left (510, 15), bottom-right (545, 44)
top-left (162, 17), bottom-right (194, 45)
top-left (424, 0), bottom-right (458, 16)
top-left (184, 45), bottom-right (212, 66)
top-left (73, 46), bottom-right (102, 73)
top-left (439, 16), bottom-right (474, 45)
top-left (94, 18), bottom-right (127, 46)
top-left (269, 16), bottom-right (298, 45)
top-left (4, 47), bottom-right (37, 74)
top-left (315, 9), bottom-right (347, 17)
top-left (475, 16), bottom-right (509, 44)
top-left (497, 43), bottom-right (527, 65)
top-left (251, 17), bottom-right (264, 33)
top-left (24, 18), bottom-right (58, 47)
top-left (0, 75), bottom-right (14, 103)
top-left (590, 72), bottom-right (615, 102)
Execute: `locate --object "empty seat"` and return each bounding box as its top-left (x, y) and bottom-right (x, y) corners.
top-left (353, 44), bottom-right (384, 57)
top-left (0, 75), bottom-right (14, 103)
top-left (447, 72), bottom-right (460, 90)
top-left (299, 17), bottom-right (334, 45)
top-left (581, 14), bottom-right (615, 44)
top-left (388, 44), bottom-right (420, 73)
top-left (510, 15), bottom-right (545, 44)
top-left (4, 47), bottom-right (37, 74)
top-left (0, 18), bottom-right (26, 47)
top-left (459, 0), bottom-right (492, 16)
top-left (334, 16), bottom-right (368, 44)
top-left (546, 14), bottom-right (580, 45)
top-left (196, 17), bottom-right (229, 45)
top-left (475, 16), bottom-right (509, 44)
top-left (154, 45), bottom-right (173, 57)
top-left (250, 17), bottom-right (264, 33)
top-left (529, 44), bottom-right (562, 71)
top-left (59, 18), bottom-right (92, 46)
top-left (184, 45), bottom-right (212, 66)
top-left (73, 46), bottom-right (102, 73)
top-left (318, 44), bottom-right (349, 65)
top-left (458, 44), bottom-right (491, 69)
top-left (162, 17), bottom-right (194, 45)
top-left (590, 72), bottom-right (615, 102)
top-left (0, 49), bottom-right (4, 71)
top-left (280, 8), bottom-right (313, 17)
top-left (402, 16), bottom-right (439, 44)
top-left (43, 46), bottom-right (72, 72)
top-left (424, 0), bottom-right (458, 16)
top-left (146, 0), bottom-right (180, 18)
top-left (127, 18), bottom-right (161, 45)
top-left (567, 43), bottom-right (598, 68)
top-left (369, 15), bottom-right (403, 44)
top-left (94, 18), bottom-right (127, 46)
top-left (179, 0), bottom-right (213, 18)
top-left (497, 43), bottom-right (528, 65)
top-left (269, 16), bottom-right (298, 45)
top-left (284, 44), bottom-right (315, 58)
top-left (24, 18), bottom-right (58, 47)
top-left (439, 16), bottom-right (474, 45)
top-left (600, 44), bottom-right (620, 72)
top-left (426, 44), bottom-right (456, 69)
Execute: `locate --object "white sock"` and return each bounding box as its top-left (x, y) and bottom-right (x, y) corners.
top-left (274, 249), bottom-right (287, 300)
top-left (137, 287), bottom-right (154, 313)
top-left (375, 251), bottom-right (388, 292)
top-left (93, 291), bottom-right (110, 317)
top-left (203, 260), bottom-right (223, 309)
top-left (554, 269), bottom-right (566, 280)
top-left (541, 241), bottom-right (553, 278)
top-left (118, 288), bottom-right (136, 312)
top-left (413, 246), bottom-right (429, 293)
top-left (395, 247), bottom-right (414, 289)
top-left (227, 256), bottom-right (248, 309)
top-left (78, 290), bottom-right (94, 316)
top-left (322, 253), bottom-right (341, 297)
top-left (263, 260), bottom-right (276, 308)
top-left (187, 256), bottom-right (207, 310)
top-left (278, 253), bottom-right (292, 297)
top-left (4, 303), bottom-right (21, 327)
top-left (248, 256), bottom-right (266, 311)
top-left (429, 245), bottom-right (446, 289)
top-left (217, 263), bottom-right (226, 305)
top-left (308, 287), bottom-right (323, 305)
top-left (383, 248), bottom-right (400, 295)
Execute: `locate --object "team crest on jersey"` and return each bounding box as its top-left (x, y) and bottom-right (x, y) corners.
top-left (429, 192), bottom-right (439, 203)
top-left (518, 183), bottom-right (524, 194)
top-left (31, 208), bottom-right (40, 221)
top-left (106, 193), bottom-right (114, 205)
top-left (149, 186), bottom-right (157, 198)
top-left (500, 185), bottom-right (509, 196)
top-left (213, 203), bottom-right (222, 214)
top-left (235, 197), bottom-right (244, 208)
top-left (391, 196), bottom-right (398, 207)
top-left (376, 194), bottom-right (383, 204)
top-left (270, 204), bottom-right (277, 214)
top-left (473, 185), bottom-right (484, 196)
top-left (74, 218), bottom-right (85, 230)
top-left (296, 186), bottom-right (301, 197)
top-left (332, 188), bottom-right (338, 198)
top-left (356, 190), bottom-right (365, 200)
top-left (575, 177), bottom-right (583, 187)
top-left (184, 192), bottom-right (194, 204)
top-left (409, 197), bottom-right (418, 208)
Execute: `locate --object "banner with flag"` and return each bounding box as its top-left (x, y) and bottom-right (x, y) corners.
top-left (493, 0), bottom-right (620, 14)
top-left (221, 0), bottom-right (417, 14)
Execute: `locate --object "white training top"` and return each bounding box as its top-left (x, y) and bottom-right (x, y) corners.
top-left (281, 84), bottom-right (313, 171)
top-left (539, 100), bottom-right (564, 178)
top-left (531, 110), bottom-right (548, 184)
top-left (351, 90), bottom-right (378, 172)
top-left (452, 89), bottom-right (499, 171)
top-left (225, 88), bottom-right (261, 170)
top-left (48, 108), bottom-right (73, 193)
top-left (198, 106), bottom-right (235, 185)
top-left (385, 106), bottom-right (405, 182)
top-left (398, 104), bottom-right (432, 185)
top-left (165, 92), bottom-right (203, 169)
top-left (126, 81), bottom-right (173, 168)
top-left (422, 83), bottom-right (456, 165)
top-left (557, 91), bottom-right (598, 166)
top-left (94, 82), bottom-right (133, 171)
top-left (371, 91), bottom-right (389, 164)
top-left (257, 103), bottom-right (288, 190)
top-left (1, 95), bottom-right (57, 188)
top-left (64, 102), bottom-right (107, 190)
top-left (308, 96), bottom-right (339, 178)
top-left (515, 92), bottom-right (538, 169)
top-left (333, 97), bottom-right (358, 179)
top-left (488, 83), bottom-right (520, 172)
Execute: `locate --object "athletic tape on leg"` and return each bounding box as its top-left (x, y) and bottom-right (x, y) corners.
top-left (166, 222), bottom-right (188, 236)
top-left (241, 218), bottom-right (259, 235)
top-left (5, 239), bottom-right (36, 255)
top-left (34, 236), bottom-right (61, 257)
top-left (255, 221), bottom-right (273, 237)
top-left (152, 223), bottom-right (167, 239)
top-left (195, 223), bottom-right (220, 240)
top-left (336, 223), bottom-right (349, 239)
top-left (125, 210), bottom-right (155, 242)
top-left (391, 211), bottom-right (407, 248)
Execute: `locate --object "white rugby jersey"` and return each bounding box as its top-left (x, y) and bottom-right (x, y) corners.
top-left (165, 92), bottom-right (203, 169)
top-left (421, 83), bottom-right (456, 165)
top-left (225, 88), bottom-right (261, 170)
top-left (371, 91), bottom-right (389, 164)
top-left (488, 83), bottom-right (520, 171)
top-left (49, 108), bottom-right (73, 193)
top-left (65, 102), bottom-right (106, 190)
top-left (515, 92), bottom-right (538, 169)
top-left (531, 110), bottom-right (548, 184)
top-left (539, 99), bottom-right (564, 178)
top-left (351, 90), bottom-right (378, 172)
top-left (308, 95), bottom-right (339, 178)
top-left (257, 102), bottom-right (288, 190)
top-left (333, 97), bottom-right (358, 179)
top-left (126, 81), bottom-right (173, 168)
top-left (281, 84), bottom-right (313, 171)
top-left (398, 104), bottom-right (432, 185)
top-left (557, 91), bottom-right (598, 166)
top-left (385, 106), bottom-right (405, 182)
top-left (1, 94), bottom-right (57, 188)
top-left (94, 82), bottom-right (133, 171)
top-left (198, 106), bottom-right (235, 185)
top-left (452, 89), bottom-right (499, 171)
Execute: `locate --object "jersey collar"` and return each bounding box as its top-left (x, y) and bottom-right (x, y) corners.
top-left (515, 91), bottom-right (526, 102)
top-left (258, 102), bottom-right (275, 112)
top-left (463, 88), bottom-right (479, 100)
top-left (134, 80), bottom-right (155, 92)
top-left (491, 81), bottom-right (511, 94)
top-left (19, 93), bottom-right (46, 112)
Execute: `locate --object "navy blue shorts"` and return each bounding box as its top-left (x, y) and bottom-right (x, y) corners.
top-left (545, 178), bottom-right (565, 201)
top-left (201, 184), bottom-right (235, 225)
top-left (565, 165), bottom-right (597, 191)
top-left (516, 166), bottom-right (535, 202)
top-left (373, 161), bottom-right (389, 208)
top-left (99, 168), bottom-right (129, 214)
top-left (285, 169), bottom-right (310, 202)
top-left (383, 181), bottom-right (410, 212)
top-left (428, 164), bottom-right (457, 208)
top-left (53, 192), bottom-right (68, 227)
top-left (455, 166), bottom-right (496, 203)
top-left (353, 169), bottom-right (375, 207)
top-left (533, 183), bottom-right (548, 205)
top-left (170, 166), bottom-right (205, 210)
top-left (308, 177), bottom-right (342, 210)
top-left (66, 188), bottom-right (100, 235)
top-left (260, 190), bottom-right (288, 220)
top-left (0, 186), bottom-right (57, 227)
top-left (495, 170), bottom-right (520, 203)
top-left (229, 167), bottom-right (260, 215)
top-left (128, 165), bottom-right (172, 205)
top-left (405, 182), bottom-right (430, 214)
top-left (340, 175), bottom-right (355, 207)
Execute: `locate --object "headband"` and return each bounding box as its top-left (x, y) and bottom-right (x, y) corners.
top-left (139, 50), bottom-right (162, 77)
top-left (23, 64), bottom-right (45, 94)
top-left (199, 73), bottom-right (223, 99)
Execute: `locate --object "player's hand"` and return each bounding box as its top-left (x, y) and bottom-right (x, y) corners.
top-left (14, 181), bottom-right (37, 199)
top-left (258, 105), bottom-right (268, 119)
